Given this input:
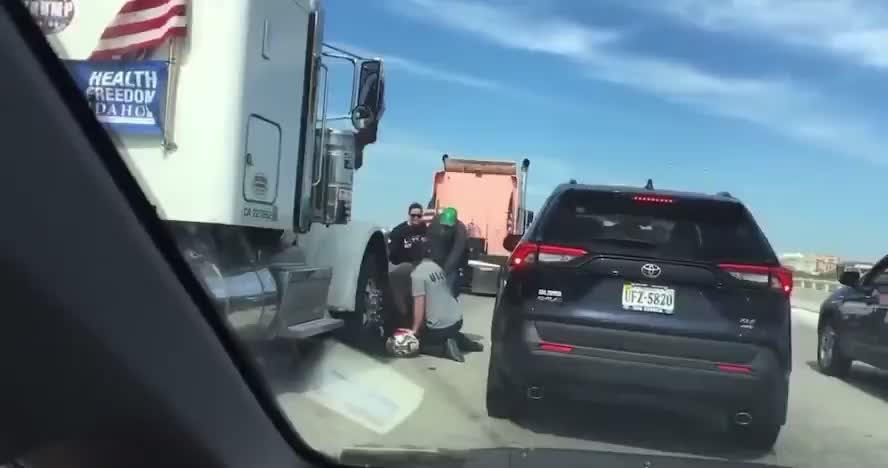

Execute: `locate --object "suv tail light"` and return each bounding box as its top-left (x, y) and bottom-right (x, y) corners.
top-left (718, 263), bottom-right (793, 297)
top-left (509, 242), bottom-right (587, 268)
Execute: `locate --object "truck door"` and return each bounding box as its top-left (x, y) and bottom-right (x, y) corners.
top-left (243, 115), bottom-right (281, 204)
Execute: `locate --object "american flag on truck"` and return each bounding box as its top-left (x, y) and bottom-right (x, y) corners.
top-left (89, 0), bottom-right (187, 60)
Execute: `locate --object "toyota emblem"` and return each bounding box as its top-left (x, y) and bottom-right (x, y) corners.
top-left (641, 263), bottom-right (661, 279)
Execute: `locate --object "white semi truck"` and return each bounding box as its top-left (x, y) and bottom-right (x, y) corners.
top-left (33, 0), bottom-right (392, 345)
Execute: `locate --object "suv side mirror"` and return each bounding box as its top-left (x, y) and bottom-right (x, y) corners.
top-left (503, 234), bottom-right (521, 252)
top-left (352, 59), bottom-right (385, 135)
top-left (839, 270), bottom-right (860, 287)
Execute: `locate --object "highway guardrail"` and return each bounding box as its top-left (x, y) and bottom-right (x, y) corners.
top-left (791, 278), bottom-right (838, 313)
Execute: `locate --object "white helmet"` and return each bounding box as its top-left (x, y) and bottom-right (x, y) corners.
top-left (385, 329), bottom-right (420, 357)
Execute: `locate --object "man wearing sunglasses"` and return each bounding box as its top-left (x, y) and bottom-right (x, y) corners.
top-left (388, 203), bottom-right (428, 320)
top-left (389, 202), bottom-right (427, 265)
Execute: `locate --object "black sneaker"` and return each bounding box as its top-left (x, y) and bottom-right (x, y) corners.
top-left (456, 333), bottom-right (484, 352)
top-left (444, 338), bottom-right (465, 362)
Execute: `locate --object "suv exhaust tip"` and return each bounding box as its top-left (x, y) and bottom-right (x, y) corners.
top-left (733, 412), bottom-right (753, 426)
top-left (526, 386), bottom-right (544, 400)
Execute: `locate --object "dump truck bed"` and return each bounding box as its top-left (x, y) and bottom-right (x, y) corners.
top-left (429, 157), bottom-right (522, 257)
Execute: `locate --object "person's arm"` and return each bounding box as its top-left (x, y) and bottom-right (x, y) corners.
top-left (410, 271), bottom-right (426, 334)
top-left (443, 222), bottom-right (468, 273)
top-left (388, 223), bottom-right (407, 264)
top-left (411, 295), bottom-right (425, 335)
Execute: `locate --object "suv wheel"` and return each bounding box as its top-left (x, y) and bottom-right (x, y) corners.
top-left (817, 322), bottom-right (852, 378)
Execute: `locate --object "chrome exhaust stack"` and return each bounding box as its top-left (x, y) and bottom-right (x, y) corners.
top-left (526, 386), bottom-right (544, 400)
top-left (734, 412), bottom-right (753, 426)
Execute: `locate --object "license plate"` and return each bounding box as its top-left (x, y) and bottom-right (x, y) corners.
top-left (621, 283), bottom-right (675, 314)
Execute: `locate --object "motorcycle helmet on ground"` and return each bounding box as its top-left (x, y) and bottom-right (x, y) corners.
top-left (385, 328), bottom-right (421, 357)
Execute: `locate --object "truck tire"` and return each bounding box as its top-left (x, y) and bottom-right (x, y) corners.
top-left (338, 251), bottom-right (387, 350)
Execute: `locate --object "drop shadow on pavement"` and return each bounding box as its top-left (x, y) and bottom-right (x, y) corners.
top-left (806, 360), bottom-right (888, 401)
top-left (511, 399), bottom-right (772, 461)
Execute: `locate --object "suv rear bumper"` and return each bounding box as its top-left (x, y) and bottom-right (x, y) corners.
top-left (496, 321), bottom-right (789, 423)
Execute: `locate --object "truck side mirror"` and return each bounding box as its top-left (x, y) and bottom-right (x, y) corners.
top-left (352, 59), bottom-right (385, 135)
top-left (503, 234), bottom-right (521, 252)
top-left (525, 211), bottom-right (534, 227)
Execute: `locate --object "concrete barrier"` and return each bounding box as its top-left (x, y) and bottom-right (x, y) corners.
top-left (791, 288), bottom-right (831, 313)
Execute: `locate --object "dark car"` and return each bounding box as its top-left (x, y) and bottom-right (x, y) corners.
top-left (816, 255), bottom-right (888, 378)
top-left (486, 183), bottom-right (793, 449)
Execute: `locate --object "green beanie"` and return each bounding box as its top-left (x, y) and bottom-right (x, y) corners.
top-left (439, 207), bottom-right (458, 226)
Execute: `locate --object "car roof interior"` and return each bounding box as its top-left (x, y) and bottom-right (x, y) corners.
top-left (0, 3), bottom-right (326, 467)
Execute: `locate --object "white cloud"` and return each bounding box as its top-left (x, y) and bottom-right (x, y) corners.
top-left (579, 52), bottom-right (885, 163)
top-left (829, 29), bottom-right (888, 68)
top-left (327, 41), bottom-right (550, 103)
top-left (386, 0), bottom-right (888, 164)
top-left (392, 0), bottom-right (622, 57)
top-left (384, 55), bottom-right (503, 91)
top-left (642, 0), bottom-right (888, 70)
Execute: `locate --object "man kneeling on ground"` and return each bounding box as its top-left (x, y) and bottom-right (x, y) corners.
top-left (407, 226), bottom-right (483, 362)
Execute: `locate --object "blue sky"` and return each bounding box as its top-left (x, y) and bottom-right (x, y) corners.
top-left (324, 0), bottom-right (888, 261)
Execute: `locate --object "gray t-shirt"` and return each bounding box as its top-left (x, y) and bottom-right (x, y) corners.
top-left (411, 260), bottom-right (461, 329)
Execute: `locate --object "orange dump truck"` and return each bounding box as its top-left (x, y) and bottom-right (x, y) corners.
top-left (426, 155), bottom-right (533, 294)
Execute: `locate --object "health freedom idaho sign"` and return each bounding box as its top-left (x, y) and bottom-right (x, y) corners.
top-left (64, 60), bottom-right (169, 137)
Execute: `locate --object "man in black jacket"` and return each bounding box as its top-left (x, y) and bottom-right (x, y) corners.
top-left (388, 203), bottom-right (428, 319)
top-left (428, 207), bottom-right (467, 298)
top-left (388, 202), bottom-right (427, 265)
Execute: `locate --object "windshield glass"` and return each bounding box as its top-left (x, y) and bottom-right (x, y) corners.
top-left (542, 190), bottom-right (778, 264)
top-left (22, 0), bottom-right (887, 467)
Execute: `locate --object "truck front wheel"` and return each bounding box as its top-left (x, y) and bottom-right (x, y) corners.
top-left (338, 251), bottom-right (387, 350)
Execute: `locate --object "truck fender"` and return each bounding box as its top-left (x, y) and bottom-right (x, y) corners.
top-left (296, 220), bottom-right (389, 312)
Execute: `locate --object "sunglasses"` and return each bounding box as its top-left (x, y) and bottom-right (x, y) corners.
top-left (409, 213), bottom-right (423, 218)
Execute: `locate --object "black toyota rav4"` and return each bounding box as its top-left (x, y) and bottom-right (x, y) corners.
top-left (486, 183), bottom-right (792, 450)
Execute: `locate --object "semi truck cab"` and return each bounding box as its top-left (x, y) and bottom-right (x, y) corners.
top-left (30, 0), bottom-right (393, 345)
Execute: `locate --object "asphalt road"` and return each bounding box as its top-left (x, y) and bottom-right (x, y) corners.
top-left (264, 295), bottom-right (888, 468)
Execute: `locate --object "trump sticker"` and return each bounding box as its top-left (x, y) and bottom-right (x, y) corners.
top-left (23, 0), bottom-right (75, 35)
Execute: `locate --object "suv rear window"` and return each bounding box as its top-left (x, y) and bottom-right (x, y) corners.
top-left (541, 190), bottom-right (777, 264)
